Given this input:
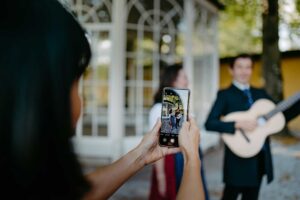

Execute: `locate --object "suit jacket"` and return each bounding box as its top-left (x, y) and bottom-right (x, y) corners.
top-left (205, 84), bottom-right (273, 187)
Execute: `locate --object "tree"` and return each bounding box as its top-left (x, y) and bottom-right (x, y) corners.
top-left (262, 0), bottom-right (283, 102)
top-left (279, 0), bottom-right (300, 50)
top-left (218, 0), bottom-right (262, 57)
top-left (218, 0), bottom-right (300, 58)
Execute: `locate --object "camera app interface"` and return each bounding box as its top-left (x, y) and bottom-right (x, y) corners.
top-left (161, 88), bottom-right (189, 135)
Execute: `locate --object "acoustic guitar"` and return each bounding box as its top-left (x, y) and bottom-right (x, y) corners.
top-left (221, 92), bottom-right (300, 158)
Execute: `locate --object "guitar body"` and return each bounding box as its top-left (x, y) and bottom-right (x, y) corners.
top-left (221, 99), bottom-right (286, 158)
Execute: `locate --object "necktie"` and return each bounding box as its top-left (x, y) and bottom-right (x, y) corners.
top-left (243, 89), bottom-right (254, 108)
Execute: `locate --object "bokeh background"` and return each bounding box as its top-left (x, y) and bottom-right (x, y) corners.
top-left (57, 0), bottom-right (300, 199)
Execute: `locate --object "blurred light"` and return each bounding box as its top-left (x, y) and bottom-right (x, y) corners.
top-left (90, 40), bottom-right (111, 66)
top-left (161, 44), bottom-right (170, 54)
top-left (162, 34), bottom-right (172, 43)
top-left (100, 40), bottom-right (111, 49)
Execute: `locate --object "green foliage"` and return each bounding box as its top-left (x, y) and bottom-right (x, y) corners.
top-left (218, 0), bottom-right (263, 57)
top-left (218, 0), bottom-right (300, 58)
top-left (279, 0), bottom-right (300, 50)
top-left (296, 0), bottom-right (300, 12)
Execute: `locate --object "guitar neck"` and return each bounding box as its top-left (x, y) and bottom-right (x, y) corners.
top-left (264, 92), bottom-right (300, 120)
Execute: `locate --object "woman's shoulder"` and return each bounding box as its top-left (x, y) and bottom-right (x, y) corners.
top-left (150, 103), bottom-right (162, 114)
top-left (148, 103), bottom-right (162, 128)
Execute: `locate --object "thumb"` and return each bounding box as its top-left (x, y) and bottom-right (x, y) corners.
top-left (151, 118), bottom-right (161, 135)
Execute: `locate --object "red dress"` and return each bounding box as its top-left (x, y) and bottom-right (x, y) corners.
top-left (149, 154), bottom-right (177, 200)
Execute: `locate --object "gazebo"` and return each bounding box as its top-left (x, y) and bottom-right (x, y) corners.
top-left (59, 0), bottom-right (223, 162)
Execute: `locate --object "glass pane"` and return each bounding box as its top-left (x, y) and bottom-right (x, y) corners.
top-left (82, 85), bottom-right (94, 113)
top-left (81, 29), bottom-right (110, 137)
top-left (125, 125), bottom-right (135, 136)
top-left (98, 125), bottom-right (107, 136)
top-left (125, 108), bottom-right (135, 136)
top-left (126, 30), bottom-right (137, 52)
top-left (82, 114), bottom-right (92, 136)
top-left (95, 84), bottom-right (109, 108)
top-left (144, 87), bottom-right (153, 108)
top-left (144, 65), bottom-right (152, 81)
top-left (126, 58), bottom-right (136, 81)
top-left (81, 0), bottom-right (112, 23)
top-left (125, 84), bottom-right (136, 109)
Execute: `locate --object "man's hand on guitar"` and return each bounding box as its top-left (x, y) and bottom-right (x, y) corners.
top-left (234, 119), bottom-right (257, 132)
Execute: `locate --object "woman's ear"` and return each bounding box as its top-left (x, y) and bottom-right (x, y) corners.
top-left (70, 80), bottom-right (82, 129)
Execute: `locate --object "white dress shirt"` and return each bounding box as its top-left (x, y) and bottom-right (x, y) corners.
top-left (233, 80), bottom-right (250, 91)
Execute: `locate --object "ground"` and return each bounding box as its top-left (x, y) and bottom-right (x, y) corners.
top-left (202, 135), bottom-right (300, 200)
top-left (106, 135), bottom-right (300, 200)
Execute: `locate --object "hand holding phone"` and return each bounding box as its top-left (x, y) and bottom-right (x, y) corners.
top-left (159, 87), bottom-right (190, 147)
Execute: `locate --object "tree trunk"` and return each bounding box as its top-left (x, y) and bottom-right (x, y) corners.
top-left (262, 0), bottom-right (290, 135)
top-left (262, 0), bottom-right (283, 102)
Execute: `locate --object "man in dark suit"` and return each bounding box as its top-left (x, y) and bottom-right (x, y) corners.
top-left (205, 54), bottom-right (274, 200)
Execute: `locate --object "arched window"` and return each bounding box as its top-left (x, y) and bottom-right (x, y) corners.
top-left (60, 0), bottom-right (112, 137)
top-left (125, 0), bottom-right (184, 136)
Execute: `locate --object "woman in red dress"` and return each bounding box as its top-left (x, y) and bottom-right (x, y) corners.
top-left (148, 64), bottom-right (210, 200)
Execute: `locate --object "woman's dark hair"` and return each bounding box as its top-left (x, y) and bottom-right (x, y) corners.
top-left (0, 0), bottom-right (91, 198)
top-left (229, 53), bottom-right (254, 69)
top-left (153, 64), bottom-right (183, 104)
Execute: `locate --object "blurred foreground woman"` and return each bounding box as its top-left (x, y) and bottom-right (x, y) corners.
top-left (0, 0), bottom-right (204, 199)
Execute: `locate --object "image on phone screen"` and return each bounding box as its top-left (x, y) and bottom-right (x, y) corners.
top-left (160, 87), bottom-right (190, 147)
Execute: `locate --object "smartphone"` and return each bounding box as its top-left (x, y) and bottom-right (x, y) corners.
top-left (159, 87), bottom-right (190, 147)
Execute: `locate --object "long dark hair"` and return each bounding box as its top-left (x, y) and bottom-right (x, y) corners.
top-left (0, 0), bottom-right (91, 198)
top-left (153, 64), bottom-right (183, 104)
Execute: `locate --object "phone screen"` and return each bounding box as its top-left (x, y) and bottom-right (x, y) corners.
top-left (159, 87), bottom-right (190, 147)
